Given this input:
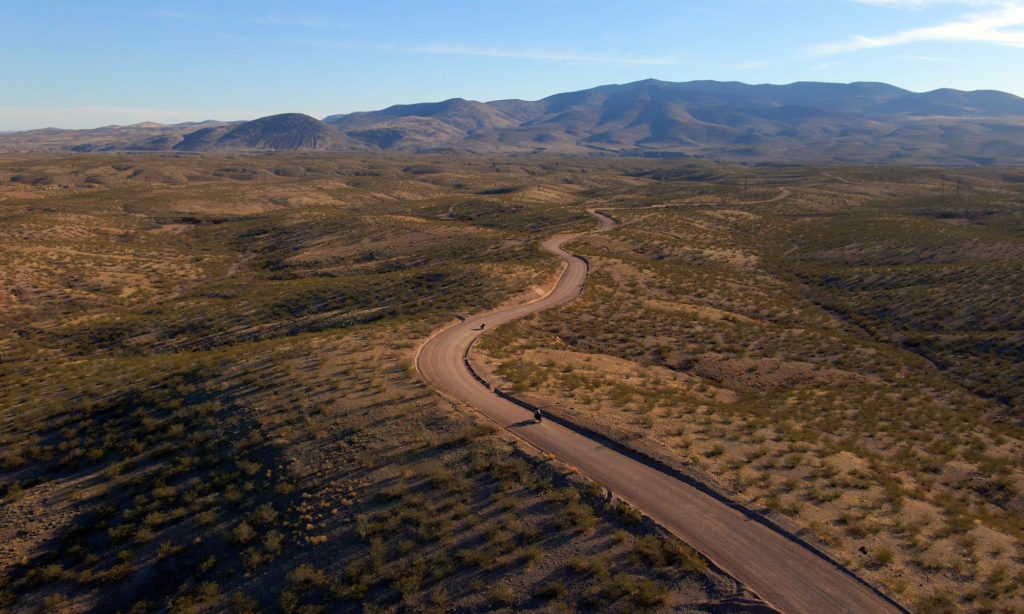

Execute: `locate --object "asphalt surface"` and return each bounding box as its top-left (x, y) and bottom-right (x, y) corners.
top-left (416, 211), bottom-right (904, 614)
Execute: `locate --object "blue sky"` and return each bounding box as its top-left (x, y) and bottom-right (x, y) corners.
top-left (3, 0), bottom-right (1024, 130)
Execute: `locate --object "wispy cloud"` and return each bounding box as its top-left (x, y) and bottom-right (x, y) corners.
top-left (249, 14), bottom-right (354, 29)
top-left (849, 0), bottom-right (1006, 7)
top-left (404, 44), bottom-right (677, 65)
top-left (152, 9), bottom-right (210, 21)
top-left (892, 53), bottom-right (960, 61)
top-left (734, 60), bottom-right (772, 70)
top-left (817, 1), bottom-right (1024, 54)
top-left (220, 35), bottom-right (677, 65)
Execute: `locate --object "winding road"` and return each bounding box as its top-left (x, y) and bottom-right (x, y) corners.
top-left (416, 209), bottom-right (904, 614)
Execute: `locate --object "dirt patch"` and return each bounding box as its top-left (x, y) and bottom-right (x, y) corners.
top-left (643, 299), bottom-right (758, 324)
top-left (148, 223), bottom-right (192, 234)
top-left (0, 472), bottom-right (105, 567)
top-left (693, 354), bottom-right (864, 390)
top-left (166, 199), bottom-right (283, 215)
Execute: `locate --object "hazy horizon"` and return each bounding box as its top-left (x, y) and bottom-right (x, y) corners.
top-left (6, 76), bottom-right (1024, 134)
top-left (5, 0), bottom-right (1024, 131)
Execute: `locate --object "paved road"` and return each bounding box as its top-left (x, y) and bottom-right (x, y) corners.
top-left (416, 211), bottom-right (904, 614)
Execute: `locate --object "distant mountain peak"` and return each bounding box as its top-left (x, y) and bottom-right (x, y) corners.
top-left (207, 113), bottom-right (342, 151)
top-left (4, 79), bottom-right (1024, 164)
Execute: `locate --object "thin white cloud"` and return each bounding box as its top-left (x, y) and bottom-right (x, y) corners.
top-left (219, 34), bottom-right (677, 65)
top-left (817, 1), bottom-right (1024, 54)
top-left (152, 9), bottom-right (210, 21)
top-left (892, 53), bottom-right (960, 61)
top-left (249, 14), bottom-right (354, 29)
top-left (849, 0), bottom-right (1005, 7)
top-left (405, 44), bottom-right (677, 65)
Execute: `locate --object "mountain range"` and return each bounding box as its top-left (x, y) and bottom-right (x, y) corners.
top-left (5, 79), bottom-right (1024, 165)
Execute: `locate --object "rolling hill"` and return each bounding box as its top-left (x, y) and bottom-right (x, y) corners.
top-left (206, 113), bottom-right (356, 151)
top-left (5, 79), bottom-right (1024, 164)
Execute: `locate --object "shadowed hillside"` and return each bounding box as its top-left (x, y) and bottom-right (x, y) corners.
top-left (207, 113), bottom-right (349, 151)
top-left (0, 153), bottom-right (769, 613)
top-left (4, 79), bottom-right (1024, 164)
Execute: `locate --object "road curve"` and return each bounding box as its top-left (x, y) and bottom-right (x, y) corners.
top-left (416, 211), bottom-right (904, 614)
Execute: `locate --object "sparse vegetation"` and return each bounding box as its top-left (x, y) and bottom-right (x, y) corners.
top-left (476, 163), bottom-right (1024, 612)
top-left (0, 153), bottom-right (762, 612)
top-left (5, 154), bottom-right (1024, 612)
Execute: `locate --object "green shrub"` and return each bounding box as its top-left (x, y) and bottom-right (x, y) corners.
top-left (538, 580), bottom-right (568, 600)
top-left (612, 501), bottom-right (643, 525)
top-left (287, 563), bottom-right (327, 589)
top-left (633, 579), bottom-right (669, 606)
top-left (560, 502), bottom-right (596, 532)
top-left (492, 585), bottom-right (516, 606)
top-left (231, 591), bottom-right (259, 614)
top-left (231, 521), bottom-right (256, 544)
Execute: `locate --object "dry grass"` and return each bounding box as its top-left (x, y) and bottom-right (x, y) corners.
top-left (0, 153), bottom-right (761, 613)
top-left (478, 165), bottom-right (1024, 613)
